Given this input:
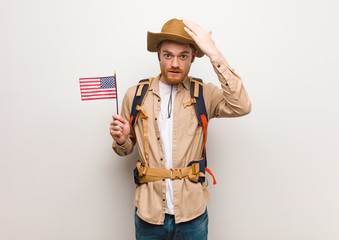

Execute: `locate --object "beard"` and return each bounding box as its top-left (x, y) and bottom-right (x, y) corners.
top-left (161, 66), bottom-right (190, 85)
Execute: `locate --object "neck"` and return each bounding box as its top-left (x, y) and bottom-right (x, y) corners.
top-left (159, 75), bottom-right (172, 85)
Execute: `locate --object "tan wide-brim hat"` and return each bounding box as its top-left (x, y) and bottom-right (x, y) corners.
top-left (147, 19), bottom-right (204, 58)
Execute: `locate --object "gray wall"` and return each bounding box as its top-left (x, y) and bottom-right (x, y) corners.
top-left (1, 0), bottom-right (338, 239)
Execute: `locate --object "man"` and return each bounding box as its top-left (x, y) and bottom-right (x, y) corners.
top-left (110, 19), bottom-right (251, 239)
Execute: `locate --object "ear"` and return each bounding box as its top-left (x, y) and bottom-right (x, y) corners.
top-left (191, 51), bottom-right (197, 63)
top-left (157, 50), bottom-right (161, 61)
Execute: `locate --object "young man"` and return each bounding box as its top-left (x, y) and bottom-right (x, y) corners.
top-left (110, 19), bottom-right (251, 239)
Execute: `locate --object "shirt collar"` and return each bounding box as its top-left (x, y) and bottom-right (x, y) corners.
top-left (149, 74), bottom-right (161, 97)
top-left (181, 76), bottom-right (190, 90)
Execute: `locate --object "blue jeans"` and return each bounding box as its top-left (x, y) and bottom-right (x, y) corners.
top-left (135, 208), bottom-right (208, 240)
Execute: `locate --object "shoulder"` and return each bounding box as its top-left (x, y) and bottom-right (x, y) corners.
top-left (123, 77), bottom-right (155, 105)
top-left (126, 84), bottom-right (137, 96)
top-left (190, 77), bottom-right (219, 93)
top-left (201, 81), bottom-right (223, 104)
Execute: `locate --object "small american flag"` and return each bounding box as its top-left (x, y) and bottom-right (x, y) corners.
top-left (79, 76), bottom-right (116, 101)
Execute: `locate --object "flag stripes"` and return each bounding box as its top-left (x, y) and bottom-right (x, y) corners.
top-left (79, 76), bottom-right (116, 101)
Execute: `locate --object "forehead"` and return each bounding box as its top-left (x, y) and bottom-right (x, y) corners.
top-left (159, 41), bottom-right (191, 53)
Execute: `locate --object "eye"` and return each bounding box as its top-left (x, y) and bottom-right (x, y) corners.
top-left (180, 55), bottom-right (188, 60)
top-left (164, 53), bottom-right (172, 59)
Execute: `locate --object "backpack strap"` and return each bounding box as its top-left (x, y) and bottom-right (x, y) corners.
top-left (190, 77), bottom-right (208, 125)
top-left (190, 77), bottom-right (208, 161)
top-left (129, 78), bottom-right (153, 140)
top-left (189, 77), bottom-right (216, 185)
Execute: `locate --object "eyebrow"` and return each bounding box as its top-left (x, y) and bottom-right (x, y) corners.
top-left (162, 50), bottom-right (190, 54)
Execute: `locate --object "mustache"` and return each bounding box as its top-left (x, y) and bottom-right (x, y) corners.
top-left (167, 68), bottom-right (183, 73)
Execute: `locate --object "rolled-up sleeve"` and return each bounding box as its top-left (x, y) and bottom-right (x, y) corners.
top-left (206, 55), bottom-right (252, 118)
top-left (112, 137), bottom-right (134, 156)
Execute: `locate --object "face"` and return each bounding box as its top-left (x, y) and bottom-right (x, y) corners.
top-left (158, 41), bottom-right (195, 85)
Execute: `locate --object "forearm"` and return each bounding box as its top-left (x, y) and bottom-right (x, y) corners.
top-left (208, 55), bottom-right (251, 118)
top-left (112, 87), bottom-right (136, 156)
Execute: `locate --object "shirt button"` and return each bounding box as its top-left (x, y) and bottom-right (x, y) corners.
top-left (162, 179), bottom-right (165, 181)
top-left (163, 199), bottom-right (166, 201)
top-left (217, 64), bottom-right (221, 68)
top-left (226, 83), bottom-right (229, 86)
top-left (155, 118), bottom-right (157, 121)
top-left (160, 158), bottom-right (163, 161)
top-left (158, 99), bottom-right (160, 102)
top-left (157, 137), bottom-right (160, 140)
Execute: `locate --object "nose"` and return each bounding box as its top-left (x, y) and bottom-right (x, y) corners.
top-left (171, 56), bottom-right (179, 68)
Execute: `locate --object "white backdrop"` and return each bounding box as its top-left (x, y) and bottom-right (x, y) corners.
top-left (1, 0), bottom-right (339, 239)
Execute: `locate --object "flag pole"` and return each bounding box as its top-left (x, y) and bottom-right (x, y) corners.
top-left (114, 71), bottom-right (119, 114)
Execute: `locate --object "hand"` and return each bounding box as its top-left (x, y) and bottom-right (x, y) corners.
top-left (183, 19), bottom-right (221, 61)
top-left (110, 114), bottom-right (130, 145)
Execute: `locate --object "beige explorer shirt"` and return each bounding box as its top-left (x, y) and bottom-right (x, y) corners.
top-left (113, 55), bottom-right (251, 225)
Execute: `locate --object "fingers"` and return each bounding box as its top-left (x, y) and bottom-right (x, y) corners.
top-left (183, 19), bottom-right (212, 46)
top-left (110, 114), bottom-right (125, 136)
top-left (183, 19), bottom-right (206, 36)
top-left (184, 26), bottom-right (196, 39)
top-left (183, 19), bottom-right (221, 61)
top-left (112, 114), bottom-right (127, 127)
top-left (109, 114), bottom-right (130, 145)
top-left (183, 19), bottom-right (197, 30)
top-left (110, 123), bottom-right (123, 135)
top-left (112, 114), bottom-right (124, 122)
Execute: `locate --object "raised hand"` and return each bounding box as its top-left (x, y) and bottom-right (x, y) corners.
top-left (183, 19), bottom-right (221, 61)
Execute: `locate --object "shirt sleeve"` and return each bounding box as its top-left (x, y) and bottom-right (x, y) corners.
top-left (112, 137), bottom-right (134, 156)
top-left (112, 87), bottom-right (136, 156)
top-left (205, 54), bottom-right (252, 118)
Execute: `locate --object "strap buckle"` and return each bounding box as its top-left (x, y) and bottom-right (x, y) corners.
top-left (191, 163), bottom-right (200, 175)
top-left (183, 98), bottom-right (196, 108)
top-left (136, 161), bottom-right (147, 177)
top-left (170, 168), bottom-right (182, 180)
top-left (136, 105), bottom-right (148, 119)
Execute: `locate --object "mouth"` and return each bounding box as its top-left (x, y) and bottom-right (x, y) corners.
top-left (168, 69), bottom-right (182, 74)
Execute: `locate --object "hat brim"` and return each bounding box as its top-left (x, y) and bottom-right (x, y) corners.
top-left (147, 31), bottom-right (204, 58)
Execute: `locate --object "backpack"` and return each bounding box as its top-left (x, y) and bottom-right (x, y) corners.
top-left (130, 77), bottom-right (216, 185)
